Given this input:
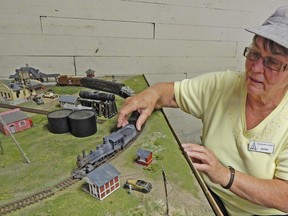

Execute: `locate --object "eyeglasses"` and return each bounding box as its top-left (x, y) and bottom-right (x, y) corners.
top-left (243, 47), bottom-right (288, 72)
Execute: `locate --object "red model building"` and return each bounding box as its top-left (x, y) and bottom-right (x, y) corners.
top-left (84, 163), bottom-right (121, 200)
top-left (0, 108), bottom-right (33, 135)
top-left (136, 148), bottom-right (153, 166)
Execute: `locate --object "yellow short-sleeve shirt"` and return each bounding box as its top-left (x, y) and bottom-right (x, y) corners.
top-left (174, 70), bottom-right (288, 215)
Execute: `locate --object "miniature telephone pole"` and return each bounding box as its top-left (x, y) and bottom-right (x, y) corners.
top-left (0, 138), bottom-right (3, 155)
top-left (184, 72), bottom-right (187, 79)
top-left (0, 116), bottom-right (30, 163)
top-left (161, 166), bottom-right (169, 216)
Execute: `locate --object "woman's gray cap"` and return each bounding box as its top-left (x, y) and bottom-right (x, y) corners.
top-left (246, 5), bottom-right (288, 48)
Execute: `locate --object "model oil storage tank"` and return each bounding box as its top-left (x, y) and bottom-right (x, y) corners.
top-left (47, 109), bottom-right (72, 134)
top-left (68, 110), bottom-right (96, 137)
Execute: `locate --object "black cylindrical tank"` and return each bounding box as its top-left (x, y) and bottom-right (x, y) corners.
top-left (47, 109), bottom-right (72, 134)
top-left (68, 110), bottom-right (97, 137)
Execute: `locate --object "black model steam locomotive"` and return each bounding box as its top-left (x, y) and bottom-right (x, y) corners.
top-left (80, 77), bottom-right (134, 98)
top-left (73, 124), bottom-right (137, 179)
top-left (79, 90), bottom-right (115, 101)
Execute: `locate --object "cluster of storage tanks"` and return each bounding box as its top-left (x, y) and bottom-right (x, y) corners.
top-left (47, 109), bottom-right (96, 137)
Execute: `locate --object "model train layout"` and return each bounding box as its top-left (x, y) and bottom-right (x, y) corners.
top-left (0, 73), bottom-right (214, 216)
top-left (0, 75), bottom-right (141, 215)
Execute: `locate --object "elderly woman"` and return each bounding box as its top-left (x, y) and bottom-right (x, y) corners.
top-left (117, 6), bottom-right (288, 216)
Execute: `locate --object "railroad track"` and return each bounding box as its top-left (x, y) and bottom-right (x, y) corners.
top-left (0, 176), bottom-right (79, 215)
top-left (0, 103), bottom-right (50, 115)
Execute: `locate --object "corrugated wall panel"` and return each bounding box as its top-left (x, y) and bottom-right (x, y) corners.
top-left (0, 56), bottom-right (75, 76)
top-left (0, 1), bottom-right (273, 26)
top-left (0, 15), bottom-right (41, 34)
top-left (41, 17), bottom-right (154, 38)
top-left (74, 56), bottom-right (244, 76)
top-left (0, 34), bottom-right (236, 57)
top-left (0, 1), bottom-right (279, 80)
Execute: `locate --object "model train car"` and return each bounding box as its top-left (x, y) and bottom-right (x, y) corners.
top-left (73, 124), bottom-right (137, 179)
top-left (56, 75), bottom-right (82, 86)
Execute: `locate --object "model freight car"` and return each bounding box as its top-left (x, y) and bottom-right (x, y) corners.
top-left (56, 75), bottom-right (82, 86)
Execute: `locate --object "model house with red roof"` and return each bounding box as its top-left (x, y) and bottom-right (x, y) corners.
top-left (0, 108), bottom-right (33, 135)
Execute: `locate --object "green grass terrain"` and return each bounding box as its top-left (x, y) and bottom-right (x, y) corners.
top-left (0, 75), bottom-right (213, 216)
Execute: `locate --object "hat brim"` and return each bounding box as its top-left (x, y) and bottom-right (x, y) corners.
top-left (246, 25), bottom-right (288, 48)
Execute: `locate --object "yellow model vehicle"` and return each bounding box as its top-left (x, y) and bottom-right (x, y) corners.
top-left (123, 178), bottom-right (152, 193)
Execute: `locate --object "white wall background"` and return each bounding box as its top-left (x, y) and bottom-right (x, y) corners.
top-left (1, 0), bottom-right (287, 142)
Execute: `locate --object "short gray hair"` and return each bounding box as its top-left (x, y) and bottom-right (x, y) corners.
top-left (252, 35), bottom-right (288, 55)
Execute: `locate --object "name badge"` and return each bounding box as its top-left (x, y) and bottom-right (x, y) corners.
top-left (248, 141), bottom-right (274, 154)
